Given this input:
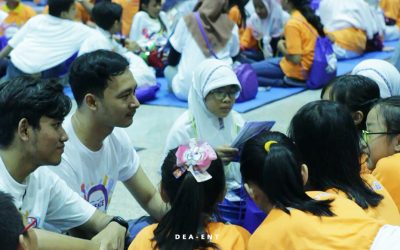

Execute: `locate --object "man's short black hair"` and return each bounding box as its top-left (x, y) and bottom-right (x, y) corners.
top-left (48, 0), bottom-right (75, 17)
top-left (69, 50), bottom-right (129, 107)
top-left (0, 77), bottom-right (72, 148)
top-left (0, 191), bottom-right (24, 250)
top-left (92, 1), bottom-right (123, 30)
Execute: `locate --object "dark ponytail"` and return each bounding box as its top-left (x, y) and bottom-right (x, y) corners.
top-left (291, 0), bottom-right (325, 37)
top-left (153, 148), bottom-right (225, 250)
top-left (240, 131), bottom-right (334, 217)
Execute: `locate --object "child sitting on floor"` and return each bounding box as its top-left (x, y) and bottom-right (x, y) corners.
top-left (129, 139), bottom-right (250, 249)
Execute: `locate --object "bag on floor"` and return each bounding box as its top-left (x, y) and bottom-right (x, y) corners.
top-left (307, 36), bottom-right (337, 89)
top-left (195, 12), bottom-right (258, 102)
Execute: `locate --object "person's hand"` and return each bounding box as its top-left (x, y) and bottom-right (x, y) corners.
top-left (277, 39), bottom-right (286, 53)
top-left (215, 145), bottom-right (239, 165)
top-left (91, 222), bottom-right (126, 250)
top-left (125, 39), bottom-right (142, 53)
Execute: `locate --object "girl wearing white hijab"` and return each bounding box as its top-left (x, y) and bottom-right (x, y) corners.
top-left (318, 0), bottom-right (376, 59)
top-left (164, 58), bottom-right (247, 225)
top-left (352, 59), bottom-right (400, 98)
top-left (240, 0), bottom-right (284, 60)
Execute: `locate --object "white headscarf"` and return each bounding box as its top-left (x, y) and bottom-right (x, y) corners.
top-left (318, 0), bottom-right (377, 39)
top-left (188, 59), bottom-right (242, 147)
top-left (351, 59), bottom-right (400, 98)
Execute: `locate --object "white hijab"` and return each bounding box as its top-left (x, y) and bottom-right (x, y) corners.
top-left (188, 59), bottom-right (242, 148)
top-left (248, 0), bottom-right (284, 40)
top-left (318, 0), bottom-right (377, 39)
top-left (352, 59), bottom-right (400, 98)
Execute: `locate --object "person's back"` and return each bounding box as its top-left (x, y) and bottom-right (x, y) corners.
top-left (3, 0), bottom-right (94, 76)
top-left (250, 191), bottom-right (382, 249)
top-left (240, 131), bottom-right (400, 250)
top-left (289, 100), bottom-right (400, 225)
top-left (130, 140), bottom-right (250, 250)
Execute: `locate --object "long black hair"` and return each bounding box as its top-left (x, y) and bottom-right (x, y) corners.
top-left (241, 131), bottom-right (334, 216)
top-left (322, 75), bottom-right (380, 131)
top-left (288, 100), bottom-right (383, 209)
top-left (372, 96), bottom-right (400, 135)
top-left (152, 147), bottom-right (225, 250)
top-left (289, 0), bottom-right (325, 37)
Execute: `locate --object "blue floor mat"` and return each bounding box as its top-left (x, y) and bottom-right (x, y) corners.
top-left (64, 40), bottom-right (399, 113)
top-left (337, 40), bottom-right (398, 75)
top-left (143, 78), bottom-right (305, 113)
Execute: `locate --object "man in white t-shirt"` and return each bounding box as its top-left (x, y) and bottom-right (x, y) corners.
top-left (78, 1), bottom-right (156, 88)
top-left (0, 0), bottom-right (94, 79)
top-left (47, 50), bottom-right (167, 242)
top-left (0, 77), bottom-right (128, 250)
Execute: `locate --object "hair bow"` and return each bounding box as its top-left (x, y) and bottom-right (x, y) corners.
top-left (173, 139), bottom-right (217, 182)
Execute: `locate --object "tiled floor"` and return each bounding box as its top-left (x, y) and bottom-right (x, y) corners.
top-left (102, 89), bottom-right (322, 219)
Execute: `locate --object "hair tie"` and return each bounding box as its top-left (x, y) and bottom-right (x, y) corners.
top-left (264, 140), bottom-right (278, 153)
top-left (173, 139), bottom-right (217, 182)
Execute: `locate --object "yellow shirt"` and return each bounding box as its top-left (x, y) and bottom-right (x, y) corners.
top-left (380, 0), bottom-right (400, 26)
top-left (327, 174), bottom-right (400, 225)
top-left (228, 6), bottom-right (245, 40)
top-left (0, 3), bottom-right (36, 35)
top-left (280, 10), bottom-right (317, 80)
top-left (373, 153), bottom-right (400, 213)
top-left (248, 191), bottom-right (383, 250)
top-left (129, 222), bottom-right (250, 250)
top-left (112, 0), bottom-right (140, 37)
top-left (329, 27), bottom-right (366, 54)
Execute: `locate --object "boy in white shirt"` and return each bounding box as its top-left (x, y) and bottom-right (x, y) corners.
top-left (78, 1), bottom-right (156, 88)
top-left (47, 50), bottom-right (167, 243)
top-left (0, 76), bottom-right (128, 250)
top-left (0, 0), bottom-right (94, 79)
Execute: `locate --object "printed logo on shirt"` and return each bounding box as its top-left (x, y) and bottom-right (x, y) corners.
top-left (372, 180), bottom-right (383, 191)
top-left (80, 176), bottom-right (115, 212)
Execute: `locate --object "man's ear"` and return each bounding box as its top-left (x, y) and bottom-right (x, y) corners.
top-left (84, 94), bottom-right (98, 111)
top-left (300, 164), bottom-right (309, 186)
top-left (17, 235), bottom-right (27, 250)
top-left (352, 111), bottom-right (364, 127)
top-left (394, 134), bottom-right (400, 152)
top-left (17, 118), bottom-right (30, 142)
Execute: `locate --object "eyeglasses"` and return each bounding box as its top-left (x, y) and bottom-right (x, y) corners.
top-left (22, 217), bottom-right (37, 234)
top-left (362, 130), bottom-right (400, 144)
top-left (210, 89), bottom-right (240, 101)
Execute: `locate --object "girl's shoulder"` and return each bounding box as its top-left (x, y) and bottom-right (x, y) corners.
top-left (207, 222), bottom-right (250, 247)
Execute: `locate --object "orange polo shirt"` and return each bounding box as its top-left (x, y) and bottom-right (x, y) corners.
top-left (112, 0), bottom-right (140, 37)
top-left (0, 2), bottom-right (36, 35)
top-left (373, 153), bottom-right (400, 213)
top-left (329, 27), bottom-right (366, 54)
top-left (380, 0), bottom-right (400, 26)
top-left (228, 5), bottom-right (245, 39)
top-left (326, 174), bottom-right (400, 225)
top-left (129, 222), bottom-right (250, 250)
top-left (248, 191), bottom-right (382, 250)
top-left (280, 10), bottom-right (317, 80)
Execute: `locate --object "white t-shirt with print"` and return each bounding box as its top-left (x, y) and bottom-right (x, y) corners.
top-left (8, 14), bottom-right (94, 74)
top-left (169, 18), bottom-right (240, 101)
top-left (0, 158), bottom-right (96, 232)
top-left (47, 116), bottom-right (140, 212)
top-left (78, 26), bottom-right (157, 88)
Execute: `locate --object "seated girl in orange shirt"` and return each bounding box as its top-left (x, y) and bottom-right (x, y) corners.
top-left (238, 0), bottom-right (284, 63)
top-left (251, 0), bottom-right (322, 87)
top-left (289, 100), bottom-right (400, 225)
top-left (240, 130), bottom-right (400, 250)
top-left (129, 140), bottom-right (250, 250)
top-left (366, 97), bottom-right (400, 212)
